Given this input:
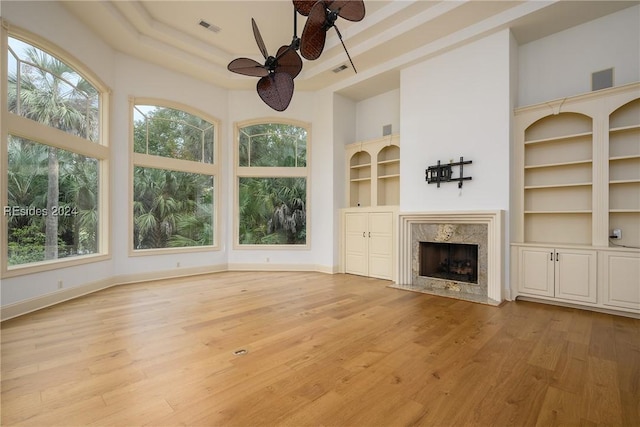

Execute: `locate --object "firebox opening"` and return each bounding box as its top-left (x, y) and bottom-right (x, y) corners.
top-left (419, 242), bottom-right (478, 284)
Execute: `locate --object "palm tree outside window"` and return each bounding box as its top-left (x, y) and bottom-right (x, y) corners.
top-left (131, 102), bottom-right (218, 251)
top-left (236, 121), bottom-right (309, 246)
top-left (3, 33), bottom-right (108, 272)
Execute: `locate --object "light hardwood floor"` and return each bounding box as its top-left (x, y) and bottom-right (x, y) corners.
top-left (1, 271), bottom-right (639, 426)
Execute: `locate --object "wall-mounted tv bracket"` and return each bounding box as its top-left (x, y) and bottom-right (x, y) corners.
top-left (426, 157), bottom-right (472, 188)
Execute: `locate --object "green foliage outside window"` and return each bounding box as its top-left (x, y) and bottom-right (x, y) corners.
top-left (238, 123), bottom-right (308, 245)
top-left (6, 37), bottom-right (100, 267)
top-left (239, 177), bottom-right (306, 245)
top-left (133, 167), bottom-right (214, 250)
top-left (134, 105), bottom-right (214, 163)
top-left (239, 123), bottom-right (306, 167)
top-left (132, 106), bottom-right (216, 250)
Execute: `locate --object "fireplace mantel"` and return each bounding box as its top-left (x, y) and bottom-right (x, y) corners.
top-left (396, 211), bottom-right (504, 305)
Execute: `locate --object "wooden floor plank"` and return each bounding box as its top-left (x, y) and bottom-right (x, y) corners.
top-left (1, 271), bottom-right (638, 426)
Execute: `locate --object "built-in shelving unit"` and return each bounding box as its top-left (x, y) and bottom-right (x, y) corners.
top-left (342, 135), bottom-right (400, 281)
top-left (512, 83), bottom-right (640, 316)
top-left (609, 98), bottom-right (640, 248)
top-left (522, 113), bottom-right (593, 246)
top-left (346, 135), bottom-right (399, 208)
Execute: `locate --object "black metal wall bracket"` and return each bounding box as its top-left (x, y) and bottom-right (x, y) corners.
top-left (426, 157), bottom-right (472, 188)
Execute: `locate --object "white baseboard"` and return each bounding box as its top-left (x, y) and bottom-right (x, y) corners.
top-left (227, 263), bottom-right (337, 274)
top-left (1, 263), bottom-right (338, 321)
top-left (0, 277), bottom-right (115, 321)
top-left (113, 263), bottom-right (228, 286)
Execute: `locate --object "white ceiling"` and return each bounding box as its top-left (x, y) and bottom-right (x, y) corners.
top-left (61, 0), bottom-right (638, 101)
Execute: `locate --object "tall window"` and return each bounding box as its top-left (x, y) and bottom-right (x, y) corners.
top-left (3, 31), bottom-right (109, 274)
top-left (236, 121), bottom-right (309, 246)
top-left (132, 101), bottom-right (218, 251)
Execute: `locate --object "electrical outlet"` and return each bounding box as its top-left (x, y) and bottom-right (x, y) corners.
top-left (266, 257), bottom-right (270, 263)
top-left (57, 280), bottom-right (63, 289)
top-left (176, 261), bottom-right (181, 268)
top-left (612, 229), bottom-right (622, 239)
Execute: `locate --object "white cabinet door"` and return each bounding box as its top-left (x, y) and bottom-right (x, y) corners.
top-left (345, 212), bottom-right (368, 276)
top-left (555, 249), bottom-right (597, 303)
top-left (518, 247), bottom-right (597, 303)
top-left (519, 247), bottom-right (555, 297)
top-left (344, 210), bottom-right (395, 280)
top-left (368, 212), bottom-right (393, 280)
top-left (601, 251), bottom-right (640, 311)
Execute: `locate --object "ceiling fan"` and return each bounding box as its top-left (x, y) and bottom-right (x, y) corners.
top-left (227, 1), bottom-right (365, 111)
top-left (227, 18), bottom-right (302, 111)
top-left (294, 0), bottom-right (365, 72)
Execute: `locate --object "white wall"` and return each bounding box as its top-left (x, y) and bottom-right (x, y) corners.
top-left (518, 5), bottom-right (640, 106)
top-left (355, 89), bottom-right (401, 142)
top-left (332, 93), bottom-right (356, 264)
top-left (400, 29), bottom-right (512, 214)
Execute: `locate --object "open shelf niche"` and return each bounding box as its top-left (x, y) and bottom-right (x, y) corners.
top-left (346, 135), bottom-right (400, 208)
top-left (609, 98), bottom-right (640, 247)
top-left (349, 150), bottom-right (371, 207)
top-left (523, 112), bottom-right (593, 245)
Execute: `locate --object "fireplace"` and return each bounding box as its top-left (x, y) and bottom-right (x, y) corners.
top-left (420, 242), bottom-right (478, 284)
top-left (395, 211), bottom-right (504, 305)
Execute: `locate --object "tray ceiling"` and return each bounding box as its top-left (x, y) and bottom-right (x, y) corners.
top-left (61, 1), bottom-right (638, 100)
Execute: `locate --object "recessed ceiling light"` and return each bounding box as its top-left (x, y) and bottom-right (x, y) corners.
top-left (198, 20), bottom-right (220, 33)
top-left (332, 64), bottom-right (348, 73)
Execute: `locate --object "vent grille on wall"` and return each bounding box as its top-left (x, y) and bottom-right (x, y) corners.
top-left (592, 68), bottom-right (613, 91)
top-left (199, 20), bottom-right (221, 33)
top-left (382, 124), bottom-right (392, 136)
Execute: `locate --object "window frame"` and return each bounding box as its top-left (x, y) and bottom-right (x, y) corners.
top-left (1, 23), bottom-right (111, 278)
top-left (234, 118), bottom-right (311, 249)
top-left (129, 97), bottom-right (220, 255)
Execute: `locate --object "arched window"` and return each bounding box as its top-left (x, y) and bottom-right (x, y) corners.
top-left (2, 28), bottom-right (110, 275)
top-left (235, 120), bottom-right (309, 246)
top-left (131, 100), bottom-right (218, 252)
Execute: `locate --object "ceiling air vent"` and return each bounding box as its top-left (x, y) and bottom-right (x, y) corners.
top-left (198, 20), bottom-right (221, 33)
top-left (332, 64), bottom-right (348, 73)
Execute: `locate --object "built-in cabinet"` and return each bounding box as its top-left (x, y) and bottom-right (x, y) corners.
top-left (512, 83), bottom-right (640, 315)
top-left (343, 209), bottom-right (397, 280)
top-left (342, 135), bottom-right (400, 281)
top-left (518, 247), bottom-right (597, 303)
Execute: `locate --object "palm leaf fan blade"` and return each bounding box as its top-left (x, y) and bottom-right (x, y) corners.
top-left (275, 46), bottom-right (302, 79)
top-left (257, 73), bottom-right (294, 112)
top-left (292, 0), bottom-right (319, 16)
top-left (227, 58), bottom-right (269, 77)
top-left (252, 18), bottom-right (269, 59)
top-left (331, 0), bottom-right (365, 21)
top-left (300, 1), bottom-right (327, 60)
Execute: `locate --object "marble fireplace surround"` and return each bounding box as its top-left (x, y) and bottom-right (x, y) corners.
top-left (395, 211), bottom-right (503, 306)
